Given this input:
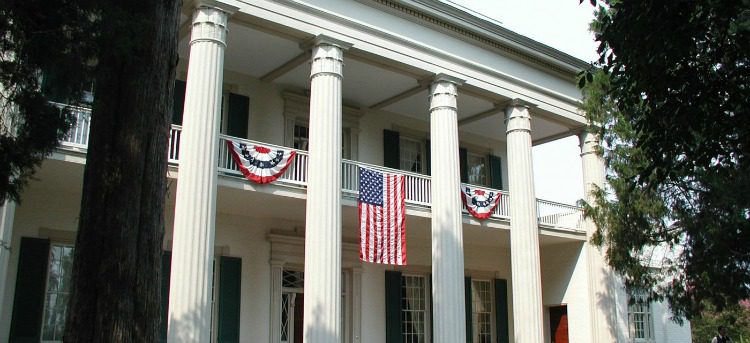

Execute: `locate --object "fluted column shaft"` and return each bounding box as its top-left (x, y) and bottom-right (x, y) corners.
top-left (429, 75), bottom-right (467, 343)
top-left (303, 36), bottom-right (350, 343)
top-left (168, 4), bottom-right (234, 342)
top-left (579, 130), bottom-right (616, 342)
top-left (506, 100), bottom-right (544, 343)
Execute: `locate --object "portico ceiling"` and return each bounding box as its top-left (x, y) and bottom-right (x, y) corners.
top-left (177, 18), bottom-right (580, 144)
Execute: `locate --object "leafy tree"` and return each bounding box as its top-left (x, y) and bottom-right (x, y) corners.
top-left (579, 0), bottom-right (750, 319)
top-left (691, 300), bottom-right (750, 342)
top-left (0, 0), bottom-right (95, 202)
top-left (2, 0), bottom-right (181, 341)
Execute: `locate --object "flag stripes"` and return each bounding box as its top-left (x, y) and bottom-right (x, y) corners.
top-left (358, 167), bottom-right (406, 265)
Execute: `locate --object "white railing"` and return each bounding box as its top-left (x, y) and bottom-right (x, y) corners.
top-left (56, 103), bottom-right (92, 148)
top-left (60, 115), bottom-right (583, 230)
top-left (537, 199), bottom-right (583, 229)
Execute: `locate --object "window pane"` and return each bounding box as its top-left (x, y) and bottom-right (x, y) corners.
top-left (402, 275), bottom-right (426, 343)
top-left (627, 292), bottom-right (653, 340)
top-left (41, 245), bottom-right (75, 342)
top-left (400, 137), bottom-right (423, 174)
top-left (294, 125), bottom-right (309, 150)
top-left (467, 153), bottom-right (487, 186)
top-left (472, 280), bottom-right (492, 343)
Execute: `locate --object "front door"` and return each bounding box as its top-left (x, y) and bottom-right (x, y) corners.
top-left (549, 305), bottom-right (569, 343)
top-left (281, 291), bottom-right (304, 343)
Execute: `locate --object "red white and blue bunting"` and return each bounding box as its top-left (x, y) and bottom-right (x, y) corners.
top-left (461, 186), bottom-right (501, 220)
top-left (226, 140), bottom-right (296, 184)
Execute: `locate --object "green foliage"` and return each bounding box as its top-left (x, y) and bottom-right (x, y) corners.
top-left (579, 0), bottom-right (750, 319)
top-left (691, 301), bottom-right (750, 342)
top-left (0, 0), bottom-right (96, 202)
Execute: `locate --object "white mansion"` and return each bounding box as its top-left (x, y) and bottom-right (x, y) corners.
top-left (0, 0), bottom-right (691, 342)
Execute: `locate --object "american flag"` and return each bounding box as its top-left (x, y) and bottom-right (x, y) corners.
top-left (358, 167), bottom-right (407, 265)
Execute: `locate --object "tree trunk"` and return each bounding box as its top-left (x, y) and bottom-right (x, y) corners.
top-left (65, 1), bottom-right (181, 341)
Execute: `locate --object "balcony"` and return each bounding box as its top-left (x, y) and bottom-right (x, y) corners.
top-left (60, 106), bottom-right (584, 231)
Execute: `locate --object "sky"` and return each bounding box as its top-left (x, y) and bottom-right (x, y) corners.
top-left (449, 0), bottom-right (600, 205)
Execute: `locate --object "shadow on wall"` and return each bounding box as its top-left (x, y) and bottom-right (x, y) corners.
top-left (306, 303), bottom-right (341, 342)
top-left (594, 256), bottom-right (621, 341)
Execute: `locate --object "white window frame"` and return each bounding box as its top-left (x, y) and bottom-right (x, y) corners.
top-left (291, 121), bottom-right (352, 160)
top-left (40, 243), bottom-right (75, 343)
top-left (399, 136), bottom-right (426, 174)
top-left (268, 233), bottom-right (362, 343)
top-left (628, 292), bottom-right (654, 342)
top-left (283, 92), bottom-right (362, 160)
top-left (471, 279), bottom-right (495, 343)
top-left (400, 274), bottom-right (432, 343)
top-left (466, 152), bottom-right (489, 187)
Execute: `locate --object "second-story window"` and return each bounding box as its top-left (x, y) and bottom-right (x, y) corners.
top-left (467, 152), bottom-right (488, 186)
top-left (171, 80), bottom-right (250, 139)
top-left (292, 122), bottom-right (352, 159)
top-left (293, 124), bottom-right (309, 150)
top-left (399, 136), bottom-right (425, 174)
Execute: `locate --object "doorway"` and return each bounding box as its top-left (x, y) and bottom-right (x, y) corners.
top-left (549, 305), bottom-right (568, 343)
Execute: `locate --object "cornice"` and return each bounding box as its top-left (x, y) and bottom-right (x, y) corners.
top-left (360, 0), bottom-right (590, 77)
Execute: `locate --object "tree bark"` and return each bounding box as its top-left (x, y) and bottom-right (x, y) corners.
top-left (65, 1), bottom-right (181, 342)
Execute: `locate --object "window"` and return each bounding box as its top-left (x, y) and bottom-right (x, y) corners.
top-left (279, 269), bottom-right (350, 343)
top-left (41, 244), bottom-right (74, 342)
top-left (283, 92), bottom-right (362, 161)
top-left (293, 125), bottom-right (309, 151)
top-left (628, 292), bottom-right (654, 341)
top-left (401, 275), bottom-right (430, 343)
top-left (400, 137), bottom-right (425, 174)
top-left (292, 122), bottom-right (352, 159)
top-left (467, 153), bottom-right (488, 187)
top-left (471, 280), bottom-right (493, 343)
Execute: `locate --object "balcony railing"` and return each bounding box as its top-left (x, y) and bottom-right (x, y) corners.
top-left (63, 109), bottom-right (583, 231)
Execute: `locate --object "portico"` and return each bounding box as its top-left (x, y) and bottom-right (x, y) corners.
top-left (0, 1), bottom-right (631, 343)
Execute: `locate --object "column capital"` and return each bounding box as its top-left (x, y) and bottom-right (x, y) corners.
top-left (506, 98), bottom-right (537, 110)
top-left (190, 1), bottom-right (236, 46)
top-left (305, 35), bottom-right (351, 79)
top-left (578, 130), bottom-right (601, 157)
top-left (193, 0), bottom-right (239, 15)
top-left (301, 34), bottom-right (353, 51)
top-left (429, 74), bottom-right (464, 112)
top-left (432, 73), bottom-right (466, 86)
top-left (504, 99), bottom-right (535, 134)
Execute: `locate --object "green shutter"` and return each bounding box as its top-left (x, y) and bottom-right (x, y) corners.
top-left (217, 256), bottom-right (242, 343)
top-left (489, 155), bottom-right (503, 190)
top-left (41, 70), bottom-right (67, 104)
top-left (383, 130), bottom-right (400, 169)
top-left (159, 251), bottom-right (172, 343)
top-left (465, 277), bottom-right (473, 343)
top-left (385, 270), bottom-right (402, 343)
top-left (227, 93), bottom-right (249, 139)
top-left (459, 148), bottom-right (468, 183)
top-left (9, 237), bottom-right (50, 343)
top-left (172, 80), bottom-right (186, 125)
top-left (494, 279), bottom-right (509, 343)
top-left (425, 139), bottom-right (431, 175)
top-left (428, 275), bottom-right (433, 343)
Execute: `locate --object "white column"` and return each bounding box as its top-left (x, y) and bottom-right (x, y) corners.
top-left (429, 74), bottom-right (467, 343)
top-left (579, 130), bottom-right (616, 342)
top-left (167, 2), bottom-right (235, 342)
top-left (506, 99), bottom-right (544, 343)
top-left (302, 35), bottom-right (351, 343)
top-left (0, 200), bottom-right (16, 320)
